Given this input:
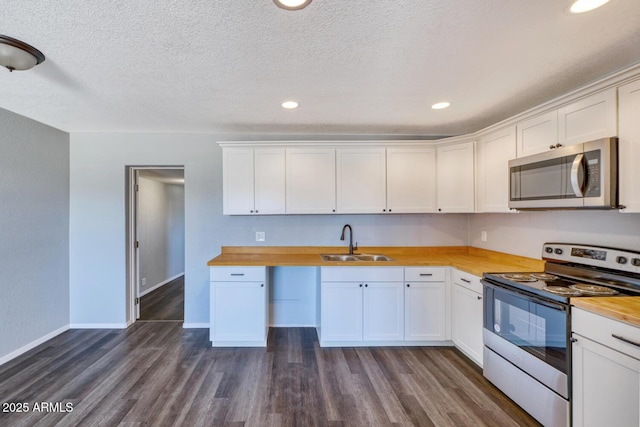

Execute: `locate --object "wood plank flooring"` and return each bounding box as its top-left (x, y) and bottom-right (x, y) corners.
top-left (139, 275), bottom-right (184, 321)
top-left (0, 325), bottom-right (540, 426)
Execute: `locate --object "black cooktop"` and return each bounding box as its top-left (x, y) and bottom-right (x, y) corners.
top-left (481, 271), bottom-right (622, 304)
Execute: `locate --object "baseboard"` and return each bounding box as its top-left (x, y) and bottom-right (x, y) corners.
top-left (70, 323), bottom-right (127, 329)
top-left (183, 323), bottom-right (209, 329)
top-left (139, 272), bottom-right (185, 297)
top-left (0, 324), bottom-right (70, 366)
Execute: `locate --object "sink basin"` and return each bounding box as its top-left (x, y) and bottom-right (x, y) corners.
top-left (320, 254), bottom-right (395, 262)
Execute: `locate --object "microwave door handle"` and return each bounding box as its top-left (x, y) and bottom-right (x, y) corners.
top-left (570, 153), bottom-right (585, 197)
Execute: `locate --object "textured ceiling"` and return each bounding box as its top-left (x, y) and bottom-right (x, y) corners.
top-left (1, 0), bottom-right (640, 136)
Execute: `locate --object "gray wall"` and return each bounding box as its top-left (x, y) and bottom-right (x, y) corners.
top-left (69, 133), bottom-right (469, 326)
top-left (469, 211), bottom-right (640, 259)
top-left (0, 107), bottom-right (69, 361)
top-left (138, 175), bottom-right (184, 294)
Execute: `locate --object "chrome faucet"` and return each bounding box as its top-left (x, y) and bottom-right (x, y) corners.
top-left (340, 224), bottom-right (358, 255)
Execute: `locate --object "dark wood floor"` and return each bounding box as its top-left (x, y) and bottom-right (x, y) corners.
top-left (139, 275), bottom-right (184, 321)
top-left (0, 325), bottom-right (540, 426)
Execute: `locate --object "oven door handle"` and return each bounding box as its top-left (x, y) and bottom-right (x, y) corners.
top-left (481, 279), bottom-right (568, 312)
top-left (570, 153), bottom-right (586, 198)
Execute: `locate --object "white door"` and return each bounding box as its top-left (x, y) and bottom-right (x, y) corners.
top-left (212, 281), bottom-right (266, 342)
top-left (619, 79), bottom-right (640, 212)
top-left (516, 110), bottom-right (558, 157)
top-left (557, 88), bottom-right (617, 146)
top-left (436, 141), bottom-right (475, 213)
top-left (404, 282), bottom-right (446, 341)
top-left (363, 282), bottom-right (404, 341)
top-left (286, 148), bottom-right (336, 214)
top-left (336, 148), bottom-right (387, 213)
top-left (386, 147), bottom-right (437, 213)
top-left (572, 335), bottom-right (640, 427)
top-left (223, 148), bottom-right (255, 215)
top-left (451, 283), bottom-right (483, 365)
top-left (321, 282), bottom-right (363, 341)
top-left (254, 148), bottom-right (286, 214)
top-left (477, 127), bottom-right (516, 213)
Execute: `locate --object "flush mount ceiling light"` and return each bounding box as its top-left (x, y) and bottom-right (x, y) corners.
top-left (0, 35), bottom-right (45, 72)
top-left (432, 102), bottom-right (451, 110)
top-left (282, 101), bottom-right (299, 109)
top-left (570, 0), bottom-right (610, 13)
top-left (274, 0), bottom-right (312, 11)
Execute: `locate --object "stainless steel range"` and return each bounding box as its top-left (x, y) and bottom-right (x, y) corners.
top-left (481, 243), bottom-right (640, 427)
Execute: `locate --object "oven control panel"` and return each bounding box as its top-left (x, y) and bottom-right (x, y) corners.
top-left (542, 243), bottom-right (640, 274)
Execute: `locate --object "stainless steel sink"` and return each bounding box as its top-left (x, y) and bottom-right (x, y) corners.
top-left (320, 254), bottom-right (395, 262)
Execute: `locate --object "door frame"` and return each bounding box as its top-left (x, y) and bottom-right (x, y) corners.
top-left (125, 165), bottom-right (185, 326)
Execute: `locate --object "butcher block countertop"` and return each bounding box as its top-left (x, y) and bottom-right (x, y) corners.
top-left (207, 246), bottom-right (545, 277)
top-left (572, 297), bottom-right (640, 328)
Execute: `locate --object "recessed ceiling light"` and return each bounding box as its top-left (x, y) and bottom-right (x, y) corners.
top-left (274, 0), bottom-right (312, 11)
top-left (570, 0), bottom-right (610, 13)
top-left (282, 101), bottom-right (299, 109)
top-left (432, 102), bottom-right (450, 110)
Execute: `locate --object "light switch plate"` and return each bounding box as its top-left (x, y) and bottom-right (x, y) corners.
top-left (481, 231), bottom-right (487, 242)
top-left (256, 231), bottom-right (266, 242)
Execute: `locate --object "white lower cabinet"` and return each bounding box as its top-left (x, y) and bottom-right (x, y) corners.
top-left (451, 269), bottom-right (484, 366)
top-left (572, 307), bottom-right (640, 427)
top-left (404, 267), bottom-right (447, 341)
top-left (210, 266), bottom-right (268, 347)
top-left (320, 267), bottom-right (404, 345)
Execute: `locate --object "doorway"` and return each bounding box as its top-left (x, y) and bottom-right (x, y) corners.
top-left (126, 166), bottom-right (185, 325)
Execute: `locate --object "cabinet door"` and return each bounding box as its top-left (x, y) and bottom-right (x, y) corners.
top-left (363, 282), bottom-right (404, 341)
top-left (619, 79), bottom-right (640, 212)
top-left (436, 141), bottom-right (475, 212)
top-left (516, 110), bottom-right (558, 157)
top-left (254, 148), bottom-right (286, 214)
top-left (387, 147), bottom-right (437, 213)
top-left (286, 148), bottom-right (336, 214)
top-left (451, 283), bottom-right (484, 366)
top-left (320, 282), bottom-right (363, 341)
top-left (558, 88), bottom-right (617, 146)
top-left (336, 148), bottom-right (387, 213)
top-left (211, 281), bottom-right (267, 344)
top-left (572, 335), bottom-right (640, 427)
top-left (476, 127), bottom-right (516, 213)
top-left (404, 282), bottom-right (446, 341)
top-left (223, 148), bottom-right (255, 215)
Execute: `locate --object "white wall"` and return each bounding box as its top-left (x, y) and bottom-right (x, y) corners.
top-left (469, 211), bottom-right (640, 259)
top-left (138, 175), bottom-right (184, 294)
top-left (0, 107), bottom-right (69, 362)
top-left (69, 133), bottom-right (468, 326)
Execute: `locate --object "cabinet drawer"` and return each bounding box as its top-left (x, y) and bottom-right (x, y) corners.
top-left (210, 266), bottom-right (266, 282)
top-left (572, 307), bottom-right (640, 360)
top-left (452, 269), bottom-right (482, 293)
top-left (404, 267), bottom-right (445, 282)
top-left (321, 267), bottom-right (404, 282)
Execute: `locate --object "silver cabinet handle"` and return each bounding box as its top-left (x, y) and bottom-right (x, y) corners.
top-left (419, 273), bottom-right (433, 276)
top-left (570, 153), bottom-right (586, 197)
top-left (477, 295), bottom-right (482, 300)
top-left (230, 273), bottom-right (245, 276)
top-left (612, 334), bottom-right (640, 348)
top-left (460, 278), bottom-right (471, 283)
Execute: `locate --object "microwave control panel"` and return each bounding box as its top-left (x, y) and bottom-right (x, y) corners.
top-left (584, 150), bottom-right (601, 197)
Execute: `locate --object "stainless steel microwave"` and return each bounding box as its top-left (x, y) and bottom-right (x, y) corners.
top-left (508, 137), bottom-right (618, 210)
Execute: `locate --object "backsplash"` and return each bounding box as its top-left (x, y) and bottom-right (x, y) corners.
top-left (469, 211), bottom-right (640, 259)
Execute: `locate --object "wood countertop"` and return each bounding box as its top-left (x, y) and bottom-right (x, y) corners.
top-left (207, 246), bottom-right (545, 277)
top-left (571, 297), bottom-right (640, 328)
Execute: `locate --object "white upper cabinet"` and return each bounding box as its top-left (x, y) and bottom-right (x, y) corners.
top-left (386, 147), bottom-right (437, 213)
top-left (558, 88), bottom-right (617, 146)
top-left (223, 148), bottom-right (255, 215)
top-left (436, 141), bottom-right (475, 212)
top-left (619, 79), bottom-right (640, 212)
top-left (336, 148), bottom-right (386, 213)
top-left (223, 147), bottom-right (285, 215)
top-left (254, 148), bottom-right (286, 214)
top-left (286, 148), bottom-right (336, 214)
top-left (476, 127), bottom-right (516, 213)
top-left (516, 110), bottom-right (558, 157)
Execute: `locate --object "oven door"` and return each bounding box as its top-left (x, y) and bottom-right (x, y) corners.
top-left (482, 280), bottom-right (570, 398)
